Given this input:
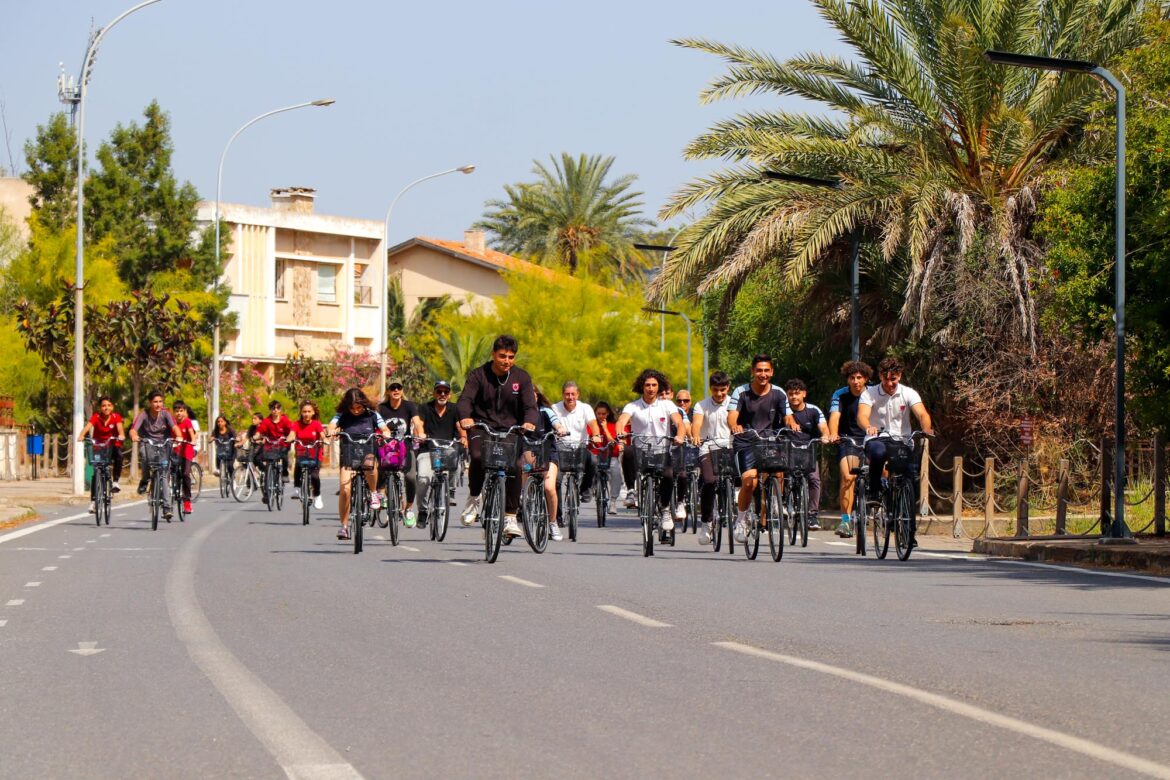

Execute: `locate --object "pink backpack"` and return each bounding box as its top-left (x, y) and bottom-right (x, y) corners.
top-left (378, 438), bottom-right (407, 470)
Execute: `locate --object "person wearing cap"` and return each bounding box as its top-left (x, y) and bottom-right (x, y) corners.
top-left (378, 381), bottom-right (425, 527)
top-left (416, 380), bottom-right (468, 527)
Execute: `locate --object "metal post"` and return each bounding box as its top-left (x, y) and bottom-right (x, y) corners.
top-left (701, 329), bottom-right (709, 399)
top-left (1154, 432), bottom-right (1165, 537)
top-left (1099, 436), bottom-right (1111, 535)
top-left (70, 0), bottom-right (163, 496)
top-left (849, 227), bottom-right (861, 362)
top-left (1055, 458), bottom-right (1070, 535)
top-left (682, 314), bottom-right (692, 397)
top-left (984, 456), bottom-right (995, 536)
top-left (1014, 465), bottom-right (1029, 538)
top-left (952, 456), bottom-right (963, 538)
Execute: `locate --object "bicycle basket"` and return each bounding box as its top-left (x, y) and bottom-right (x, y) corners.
top-left (141, 441), bottom-right (171, 469)
top-left (297, 444), bottom-right (322, 467)
top-left (750, 436), bottom-right (786, 472)
top-left (884, 439), bottom-right (914, 475)
top-left (430, 442), bottom-right (461, 472)
top-left (783, 440), bottom-right (817, 473)
top-left (216, 442), bottom-right (235, 460)
top-left (633, 437), bottom-right (669, 475)
top-left (481, 434), bottom-right (521, 472)
top-left (87, 440), bottom-right (115, 466)
top-left (523, 436), bottom-right (554, 472)
top-left (556, 441), bottom-right (590, 473)
top-left (261, 442), bottom-right (288, 462)
top-left (340, 437), bottom-right (377, 470)
top-left (710, 446), bottom-right (738, 477)
top-left (670, 444), bottom-right (699, 474)
top-left (235, 447), bottom-right (254, 464)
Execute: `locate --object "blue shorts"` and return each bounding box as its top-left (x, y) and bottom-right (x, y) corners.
top-left (734, 443), bottom-right (757, 474)
top-left (837, 440), bottom-right (864, 461)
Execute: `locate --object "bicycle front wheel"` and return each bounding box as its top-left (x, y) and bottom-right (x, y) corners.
top-left (796, 476), bottom-right (809, 548)
top-left (565, 476), bottom-right (579, 543)
top-left (219, 462), bottom-right (230, 498)
top-left (483, 480), bottom-right (504, 563)
top-left (595, 476), bottom-right (607, 527)
top-left (435, 475), bottom-right (450, 541)
top-left (765, 476), bottom-right (784, 562)
top-left (386, 475), bottom-right (400, 546)
top-left (264, 468), bottom-right (275, 511)
top-left (301, 471), bottom-right (312, 525)
top-left (231, 465), bottom-right (253, 502)
top-left (854, 475), bottom-right (868, 556)
top-left (190, 462), bottom-right (203, 502)
top-left (151, 475), bottom-right (162, 530)
top-left (894, 479), bottom-right (916, 561)
top-left (521, 478), bottom-right (548, 554)
top-left (686, 474), bottom-right (700, 534)
top-left (353, 480), bottom-right (366, 554)
top-left (873, 496), bottom-right (891, 560)
top-left (639, 476), bottom-right (655, 558)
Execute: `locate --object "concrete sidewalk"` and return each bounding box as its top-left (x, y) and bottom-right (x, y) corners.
top-left (0, 475), bottom-right (158, 526)
top-left (973, 534), bottom-right (1170, 577)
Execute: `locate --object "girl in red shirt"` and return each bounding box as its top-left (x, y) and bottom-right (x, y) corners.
top-left (79, 396), bottom-right (125, 505)
top-left (286, 401), bottom-right (325, 508)
top-left (172, 402), bottom-right (197, 513)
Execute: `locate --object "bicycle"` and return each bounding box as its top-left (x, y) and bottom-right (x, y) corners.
top-left (556, 439), bottom-right (591, 543)
top-left (296, 441), bottom-right (323, 526)
top-left (864, 431), bottom-right (932, 561)
top-left (231, 446), bottom-right (262, 502)
top-left (85, 439), bottom-right (117, 527)
top-left (707, 443), bottom-right (738, 554)
top-left (215, 441), bottom-right (235, 498)
top-left (593, 448), bottom-right (615, 527)
top-left (517, 430), bottom-right (559, 553)
top-left (260, 437), bottom-right (288, 512)
top-left (778, 430), bottom-right (818, 549)
top-left (337, 431), bottom-right (382, 554)
top-left (169, 452), bottom-right (193, 523)
top-left (671, 444), bottom-right (701, 535)
top-left (375, 433), bottom-right (410, 540)
top-left (421, 439), bottom-right (459, 542)
top-left (140, 439), bottom-right (174, 531)
top-left (626, 434), bottom-right (677, 557)
top-left (470, 423), bottom-right (527, 564)
top-left (734, 429), bottom-right (786, 562)
top-left (838, 436), bottom-right (876, 557)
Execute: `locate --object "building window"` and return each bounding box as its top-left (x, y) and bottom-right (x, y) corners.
top-left (317, 264), bottom-right (337, 304)
top-left (275, 259), bottom-right (287, 300)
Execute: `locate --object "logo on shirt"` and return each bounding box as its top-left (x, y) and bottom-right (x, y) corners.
top-left (512, 383), bottom-right (520, 393)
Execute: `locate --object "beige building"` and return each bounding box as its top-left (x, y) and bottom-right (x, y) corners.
top-left (0, 177), bottom-right (35, 243)
top-left (388, 230), bottom-right (550, 322)
top-left (196, 187), bottom-right (385, 376)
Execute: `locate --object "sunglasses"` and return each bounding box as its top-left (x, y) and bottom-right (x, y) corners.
top-left (677, 399), bottom-right (692, 404)
top-left (435, 389), bottom-right (451, 395)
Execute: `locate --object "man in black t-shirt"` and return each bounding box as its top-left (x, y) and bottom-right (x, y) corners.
top-left (784, 378), bottom-right (828, 530)
top-left (416, 380), bottom-right (467, 525)
top-left (726, 354), bottom-right (788, 543)
top-left (378, 380), bottom-right (425, 526)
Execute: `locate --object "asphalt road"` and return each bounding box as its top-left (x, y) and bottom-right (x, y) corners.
top-left (1, 477), bottom-right (1168, 779)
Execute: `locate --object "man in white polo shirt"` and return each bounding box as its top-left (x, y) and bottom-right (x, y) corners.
top-left (858, 356), bottom-right (933, 503)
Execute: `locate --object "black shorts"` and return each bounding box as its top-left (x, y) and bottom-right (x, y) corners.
top-left (837, 440), bottom-right (864, 461)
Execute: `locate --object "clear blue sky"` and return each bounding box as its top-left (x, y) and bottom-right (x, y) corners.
top-left (2, 1), bottom-right (845, 240)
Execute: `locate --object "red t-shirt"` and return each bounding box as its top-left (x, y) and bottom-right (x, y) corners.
top-left (174, 418), bottom-right (196, 461)
top-left (257, 414), bottom-right (292, 442)
top-left (589, 420), bottom-right (619, 456)
top-left (89, 413), bottom-right (123, 446)
top-left (289, 419), bottom-right (324, 457)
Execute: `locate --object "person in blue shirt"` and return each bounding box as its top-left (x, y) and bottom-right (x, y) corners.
top-left (826, 361), bottom-right (873, 538)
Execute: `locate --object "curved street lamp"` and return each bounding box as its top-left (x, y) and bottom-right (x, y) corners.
top-left (378, 165), bottom-right (476, 398)
top-left (71, 0), bottom-right (164, 496)
top-left (210, 98), bottom-right (335, 427)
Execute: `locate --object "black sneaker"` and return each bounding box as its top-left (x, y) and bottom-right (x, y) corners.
top-left (580, 490), bottom-right (592, 503)
top-left (163, 510), bottom-right (173, 521)
top-left (416, 517), bottom-right (428, 529)
top-left (137, 482), bottom-right (148, 495)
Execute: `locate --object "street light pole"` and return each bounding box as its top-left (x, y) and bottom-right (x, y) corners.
top-left (210, 98), bottom-right (335, 428)
top-left (634, 230), bottom-right (683, 352)
top-left (71, 0), bottom-right (162, 496)
top-left (644, 308), bottom-right (692, 395)
top-left (379, 165), bottom-right (476, 399)
top-left (984, 50), bottom-right (1131, 541)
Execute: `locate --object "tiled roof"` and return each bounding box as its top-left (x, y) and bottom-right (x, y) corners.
top-left (390, 236), bottom-right (557, 280)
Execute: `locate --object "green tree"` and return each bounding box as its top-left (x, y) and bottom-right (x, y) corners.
top-left (84, 101), bottom-right (219, 291)
top-left (1038, 11), bottom-right (1170, 432)
top-left (476, 153), bottom-right (653, 279)
top-left (22, 112), bottom-right (77, 234)
top-left (0, 216), bottom-right (126, 312)
top-left (417, 330), bottom-right (494, 392)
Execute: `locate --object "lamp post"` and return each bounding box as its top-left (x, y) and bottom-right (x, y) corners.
top-left (210, 98), bottom-right (335, 428)
top-left (379, 165), bottom-right (476, 398)
top-left (644, 307), bottom-right (693, 396)
top-left (635, 228), bottom-right (684, 351)
top-left (761, 170), bottom-right (861, 362)
top-left (71, 0), bottom-right (163, 496)
top-left (984, 50), bottom-right (1131, 542)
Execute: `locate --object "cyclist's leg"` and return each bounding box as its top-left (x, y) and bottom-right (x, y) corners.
top-left (807, 461), bottom-right (823, 527)
top-left (658, 462), bottom-right (675, 519)
top-left (111, 446), bottom-right (123, 487)
top-left (735, 447), bottom-right (757, 512)
top-left (293, 459), bottom-right (304, 494)
top-left (620, 448), bottom-right (636, 492)
top-left (416, 452), bottom-right (433, 518)
top-left (699, 453), bottom-right (716, 524)
top-left (310, 463), bottom-right (321, 498)
top-left (864, 439), bottom-right (888, 500)
top-left (403, 450), bottom-right (417, 508)
top-left (181, 458), bottom-right (192, 500)
top-left (545, 462), bottom-right (559, 522)
top-left (159, 460), bottom-right (173, 513)
top-left (338, 467), bottom-right (354, 528)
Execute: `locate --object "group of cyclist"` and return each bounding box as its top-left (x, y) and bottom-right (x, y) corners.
top-left (78, 331), bottom-right (934, 548)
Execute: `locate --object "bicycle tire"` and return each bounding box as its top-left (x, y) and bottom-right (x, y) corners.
top-left (484, 479), bottom-right (504, 563)
top-left (796, 476), bottom-right (809, 548)
top-left (386, 475), bottom-right (400, 545)
top-left (219, 461), bottom-right (231, 498)
top-left (427, 480), bottom-right (438, 541)
top-left (231, 465), bottom-right (253, 502)
top-left (151, 474), bottom-right (162, 531)
top-left (173, 468), bottom-right (186, 524)
top-left (301, 471), bottom-right (312, 526)
top-left (639, 476), bottom-right (655, 558)
top-left (273, 470), bottom-right (283, 511)
top-left (190, 462), bottom-right (203, 502)
top-left (353, 478), bottom-right (366, 554)
top-left (435, 475), bottom-right (450, 542)
top-left (521, 478), bottom-right (548, 554)
top-left (894, 479), bottom-right (916, 561)
top-left (566, 475), bottom-right (578, 542)
top-left (687, 473), bottom-right (700, 534)
top-left (765, 476), bottom-right (784, 562)
top-left (595, 476), bottom-right (607, 527)
top-left (786, 478), bottom-right (798, 547)
top-left (92, 469), bottom-right (105, 527)
top-left (873, 497), bottom-right (891, 559)
top-left (264, 467), bottom-right (275, 511)
top-left (102, 481), bottom-right (112, 526)
top-left (854, 473), bottom-right (867, 556)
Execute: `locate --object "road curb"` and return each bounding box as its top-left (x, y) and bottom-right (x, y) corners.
top-left (972, 537), bottom-right (1170, 577)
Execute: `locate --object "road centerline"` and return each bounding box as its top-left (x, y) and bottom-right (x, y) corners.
top-left (597, 605), bottom-right (672, 628)
top-left (498, 575), bottom-right (544, 588)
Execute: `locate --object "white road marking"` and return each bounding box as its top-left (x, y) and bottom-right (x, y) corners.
top-left (447, 562), bottom-right (469, 567)
top-left (372, 535), bottom-right (386, 541)
top-left (85, 540), bottom-right (96, 544)
top-left (989, 558), bottom-right (1170, 585)
top-left (99, 533), bottom-right (111, 538)
top-left (715, 640), bottom-right (1170, 779)
top-left (498, 575), bottom-right (544, 589)
top-left (597, 605), bottom-right (672, 628)
top-left (6, 599), bottom-right (24, 606)
top-left (0, 620), bottom-right (6, 627)
top-left (25, 582), bottom-right (41, 587)
top-left (42, 566), bottom-right (57, 571)
top-left (825, 541), bottom-right (852, 547)
top-left (166, 514), bottom-right (364, 780)
top-left (400, 545), bottom-right (421, 552)
top-left (72, 548), bottom-right (83, 551)
top-left (0, 501), bottom-right (146, 546)
top-left (68, 641), bottom-right (105, 656)
top-left (58, 555), bottom-right (71, 559)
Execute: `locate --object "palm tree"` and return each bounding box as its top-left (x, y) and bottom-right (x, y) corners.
top-left (476, 153), bottom-right (654, 278)
top-left (418, 330), bottom-right (494, 392)
top-left (654, 0), bottom-right (1149, 355)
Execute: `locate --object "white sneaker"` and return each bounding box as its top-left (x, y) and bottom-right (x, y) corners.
top-left (734, 510), bottom-right (749, 543)
top-left (698, 523), bottom-right (712, 545)
top-left (461, 496), bottom-right (480, 526)
top-left (674, 502), bottom-right (687, 520)
top-left (88, 502), bottom-right (96, 514)
top-left (111, 481), bottom-right (121, 493)
top-left (661, 511), bottom-right (675, 533)
top-left (313, 495), bottom-right (323, 510)
top-left (503, 514), bottom-right (522, 538)
top-left (624, 493), bottom-right (637, 509)
top-left (404, 509), bottom-right (417, 528)
top-left (550, 522), bottom-right (563, 541)
top-left (370, 492), bottom-right (382, 510)
top-left (291, 488), bottom-right (301, 500)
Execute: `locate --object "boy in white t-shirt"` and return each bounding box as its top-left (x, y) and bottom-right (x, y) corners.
top-left (689, 371), bottom-right (733, 545)
top-left (614, 368), bottom-right (686, 531)
top-left (857, 357), bottom-right (933, 502)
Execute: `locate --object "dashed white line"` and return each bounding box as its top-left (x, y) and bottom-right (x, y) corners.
top-left (42, 566), bottom-right (58, 571)
top-left (100, 533), bottom-right (111, 538)
top-left (85, 540), bottom-right (96, 544)
top-left (0, 619), bottom-right (7, 627)
top-left (498, 575), bottom-right (544, 589)
top-left (72, 547), bottom-right (83, 551)
top-left (597, 605), bottom-right (671, 627)
top-left (400, 545), bottom-right (421, 552)
top-left (25, 582), bottom-right (41, 587)
top-left (824, 541), bottom-right (852, 547)
top-left (447, 562), bottom-right (469, 567)
top-left (6, 599), bottom-right (25, 607)
top-left (714, 640), bottom-right (1170, 779)
top-left (58, 555), bottom-right (72, 559)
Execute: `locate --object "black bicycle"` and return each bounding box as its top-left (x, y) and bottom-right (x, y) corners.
top-left (593, 447), bottom-right (615, 527)
top-left (296, 441), bottom-right (323, 526)
top-left (471, 423), bottom-right (527, 563)
top-left (778, 430), bottom-right (818, 549)
top-left (260, 437), bottom-right (288, 512)
top-left (338, 431), bottom-right (381, 554)
top-left (707, 443), bottom-right (737, 554)
top-left (140, 439), bottom-right (174, 531)
top-left (556, 439), bottom-right (591, 543)
top-left (215, 440), bottom-right (235, 498)
top-left (734, 430), bottom-right (786, 562)
top-left (865, 431), bottom-right (932, 561)
top-left (421, 439), bottom-right (459, 542)
top-left (86, 439), bottom-right (117, 527)
top-left (627, 434), bottom-right (677, 557)
top-left (518, 431), bottom-right (559, 554)
top-left (672, 444), bottom-right (700, 534)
